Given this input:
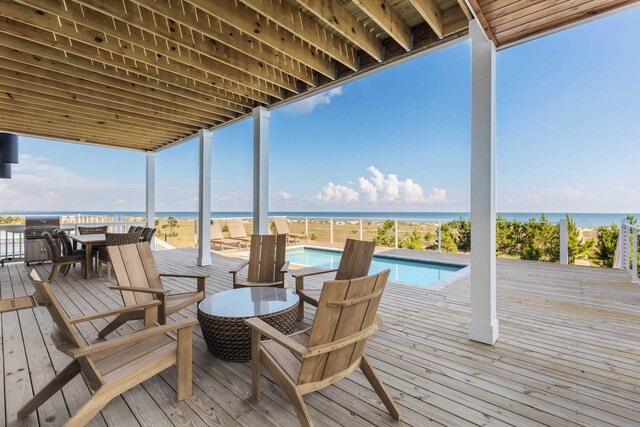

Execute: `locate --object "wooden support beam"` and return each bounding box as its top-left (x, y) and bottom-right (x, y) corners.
top-left (186, 0), bottom-right (339, 77)
top-left (456, 0), bottom-right (473, 20)
top-left (409, 0), bottom-right (444, 37)
top-left (4, 1), bottom-right (280, 102)
top-left (0, 18), bottom-right (260, 109)
top-left (351, 0), bottom-right (412, 51)
top-left (443, 5), bottom-right (469, 37)
top-left (0, 33), bottom-right (245, 116)
top-left (101, 0), bottom-right (319, 86)
top-left (466, 1), bottom-right (498, 45)
top-left (238, 0), bottom-right (352, 72)
top-left (0, 67), bottom-right (220, 128)
top-left (67, 0), bottom-right (301, 92)
top-left (291, 0), bottom-right (383, 61)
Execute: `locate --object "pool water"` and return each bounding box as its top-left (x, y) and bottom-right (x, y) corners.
top-left (286, 247), bottom-right (465, 288)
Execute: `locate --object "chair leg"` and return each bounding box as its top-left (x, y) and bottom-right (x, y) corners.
top-left (97, 260), bottom-right (103, 278)
top-left (295, 276), bottom-right (305, 321)
top-left (98, 314), bottom-right (128, 339)
top-left (360, 356), bottom-right (401, 421)
top-left (176, 327), bottom-right (193, 401)
top-left (251, 329), bottom-right (262, 400)
top-left (65, 384), bottom-right (117, 427)
top-left (106, 262), bottom-right (112, 282)
top-left (48, 264), bottom-right (60, 283)
top-left (18, 360), bottom-right (81, 419)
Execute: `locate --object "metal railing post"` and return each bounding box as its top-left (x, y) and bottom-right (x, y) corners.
top-left (330, 218), bottom-right (334, 243)
top-left (621, 219), bottom-right (630, 271)
top-left (394, 219), bottom-right (398, 249)
top-left (633, 227), bottom-right (638, 284)
top-left (559, 218), bottom-right (569, 265)
top-left (438, 221), bottom-right (442, 253)
top-left (359, 219), bottom-right (363, 240)
top-left (305, 218), bottom-right (309, 237)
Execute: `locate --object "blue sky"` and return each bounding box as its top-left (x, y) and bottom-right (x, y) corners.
top-left (2, 7), bottom-right (640, 213)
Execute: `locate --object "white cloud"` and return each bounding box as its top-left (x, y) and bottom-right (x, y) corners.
top-left (281, 87), bottom-right (343, 114)
top-left (278, 190), bottom-right (293, 201)
top-left (305, 166), bottom-right (450, 207)
top-left (312, 182), bottom-right (360, 205)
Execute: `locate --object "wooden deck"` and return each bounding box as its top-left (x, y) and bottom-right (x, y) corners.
top-left (2, 248), bottom-right (640, 426)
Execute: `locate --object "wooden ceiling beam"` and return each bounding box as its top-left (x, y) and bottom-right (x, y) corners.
top-left (0, 98), bottom-right (187, 140)
top-left (0, 34), bottom-right (244, 116)
top-left (290, 0), bottom-right (383, 61)
top-left (0, 123), bottom-right (161, 150)
top-left (409, 0), bottom-right (444, 37)
top-left (0, 80), bottom-right (198, 134)
top-left (351, 0), bottom-right (412, 51)
top-left (0, 66), bottom-right (221, 128)
top-left (3, 1), bottom-right (279, 102)
top-left (185, 0), bottom-right (338, 78)
top-left (0, 18), bottom-right (260, 109)
top-left (465, 1), bottom-right (498, 44)
top-left (68, 0), bottom-right (302, 92)
top-left (92, 0), bottom-right (318, 87)
top-left (456, 0), bottom-right (472, 20)
top-left (443, 5), bottom-right (470, 37)
top-left (0, 107), bottom-right (180, 145)
top-left (238, 0), bottom-right (354, 72)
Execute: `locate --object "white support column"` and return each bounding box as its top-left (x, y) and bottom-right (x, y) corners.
top-left (468, 19), bottom-right (499, 345)
top-left (559, 218), bottom-right (569, 265)
top-left (197, 129), bottom-right (212, 266)
top-left (253, 107), bottom-right (270, 235)
top-left (145, 151), bottom-right (156, 228)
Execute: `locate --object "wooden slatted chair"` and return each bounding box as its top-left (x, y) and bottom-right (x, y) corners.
top-left (245, 269), bottom-right (399, 427)
top-left (211, 219), bottom-right (243, 251)
top-left (272, 216), bottom-right (307, 243)
top-left (98, 242), bottom-right (208, 338)
top-left (229, 234), bottom-right (289, 289)
top-left (227, 218), bottom-right (252, 247)
top-left (292, 238), bottom-right (375, 320)
top-left (22, 269), bottom-right (196, 427)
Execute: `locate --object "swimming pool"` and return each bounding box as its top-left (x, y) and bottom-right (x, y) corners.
top-left (286, 246), bottom-right (467, 288)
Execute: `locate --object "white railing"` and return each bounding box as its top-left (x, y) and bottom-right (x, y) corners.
top-left (151, 237), bottom-right (175, 251)
top-left (617, 219), bottom-right (639, 284)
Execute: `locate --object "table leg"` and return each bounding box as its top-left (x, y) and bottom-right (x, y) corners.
top-left (85, 243), bottom-right (92, 279)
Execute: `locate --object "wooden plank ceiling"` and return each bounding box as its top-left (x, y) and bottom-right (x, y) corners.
top-left (0, 1), bottom-right (636, 151)
top-left (0, 0), bottom-right (469, 150)
top-left (469, 0), bottom-right (640, 47)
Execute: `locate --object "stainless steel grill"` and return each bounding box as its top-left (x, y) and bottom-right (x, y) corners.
top-left (24, 215), bottom-right (60, 264)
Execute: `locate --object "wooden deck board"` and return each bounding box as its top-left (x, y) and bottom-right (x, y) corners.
top-left (1, 247), bottom-right (639, 426)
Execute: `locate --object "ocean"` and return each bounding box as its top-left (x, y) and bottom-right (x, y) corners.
top-left (1, 211), bottom-right (637, 228)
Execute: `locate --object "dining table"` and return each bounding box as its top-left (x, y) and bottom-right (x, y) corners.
top-left (70, 233), bottom-right (105, 279)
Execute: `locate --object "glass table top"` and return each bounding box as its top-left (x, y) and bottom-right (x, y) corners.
top-left (198, 287), bottom-right (299, 318)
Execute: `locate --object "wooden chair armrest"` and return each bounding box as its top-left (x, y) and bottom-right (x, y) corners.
top-left (280, 261), bottom-right (290, 273)
top-left (109, 286), bottom-right (171, 295)
top-left (291, 268), bottom-right (338, 279)
top-left (69, 300), bottom-right (162, 324)
top-left (69, 319), bottom-right (198, 358)
top-left (159, 273), bottom-right (209, 279)
top-left (305, 324), bottom-right (379, 357)
top-left (244, 317), bottom-right (307, 357)
top-left (229, 260), bottom-right (249, 274)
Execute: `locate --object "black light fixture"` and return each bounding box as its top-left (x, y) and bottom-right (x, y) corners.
top-left (0, 132), bottom-right (19, 164)
top-left (0, 162), bottom-right (11, 179)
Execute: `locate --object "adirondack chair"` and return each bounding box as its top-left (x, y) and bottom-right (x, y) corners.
top-left (272, 217), bottom-right (308, 243)
top-left (229, 234), bottom-right (289, 289)
top-left (245, 269), bottom-right (399, 427)
top-left (98, 242), bottom-right (208, 338)
top-left (227, 218), bottom-right (252, 247)
top-left (22, 269), bottom-right (196, 426)
top-left (292, 238), bottom-right (375, 320)
top-left (211, 219), bottom-right (243, 251)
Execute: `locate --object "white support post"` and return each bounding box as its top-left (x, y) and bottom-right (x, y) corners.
top-left (468, 19), bottom-right (499, 345)
top-left (197, 129), bottom-right (212, 266)
top-left (632, 228), bottom-right (638, 284)
top-left (253, 107), bottom-right (270, 235)
top-left (394, 219), bottom-right (399, 248)
top-left (330, 218), bottom-right (334, 243)
top-left (621, 219), bottom-right (630, 271)
top-left (559, 218), bottom-right (569, 265)
top-left (145, 151), bottom-right (156, 228)
top-left (305, 218), bottom-right (309, 238)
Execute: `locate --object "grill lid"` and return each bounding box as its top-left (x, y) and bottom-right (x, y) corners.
top-left (25, 215), bottom-right (61, 237)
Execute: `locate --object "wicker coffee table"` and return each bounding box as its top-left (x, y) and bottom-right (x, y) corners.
top-left (197, 287), bottom-right (299, 362)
